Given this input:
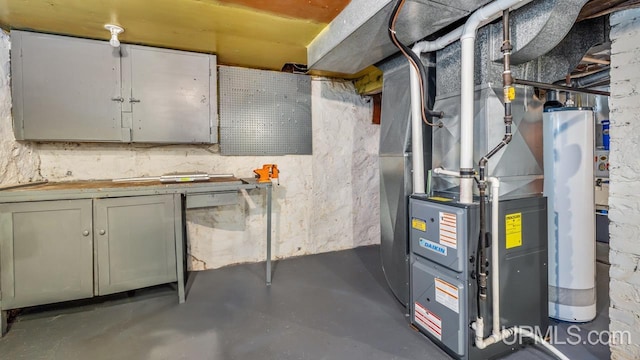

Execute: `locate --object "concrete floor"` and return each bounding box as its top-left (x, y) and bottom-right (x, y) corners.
top-left (0, 245), bottom-right (609, 360)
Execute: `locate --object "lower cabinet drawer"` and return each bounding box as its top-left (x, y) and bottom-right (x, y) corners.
top-left (186, 191), bottom-right (238, 209)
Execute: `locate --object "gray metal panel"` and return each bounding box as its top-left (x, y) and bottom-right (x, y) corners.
top-left (218, 66), bottom-right (312, 156)
top-left (380, 155), bottom-right (412, 306)
top-left (186, 191), bottom-right (238, 209)
top-left (10, 31), bottom-right (124, 142)
top-left (308, 0), bottom-right (490, 74)
top-left (432, 84), bottom-right (543, 199)
top-left (410, 199), bottom-right (469, 273)
top-left (497, 197), bottom-right (548, 333)
top-left (94, 195), bottom-right (177, 296)
top-left (379, 59), bottom-right (413, 307)
top-left (411, 258), bottom-right (466, 357)
top-left (379, 63), bottom-right (411, 155)
top-left (0, 200), bottom-right (93, 310)
top-left (123, 45), bottom-right (215, 143)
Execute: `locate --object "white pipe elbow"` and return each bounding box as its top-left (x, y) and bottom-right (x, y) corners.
top-left (461, 0), bottom-right (527, 40)
top-left (433, 167), bottom-right (461, 178)
top-left (489, 177), bottom-right (501, 190)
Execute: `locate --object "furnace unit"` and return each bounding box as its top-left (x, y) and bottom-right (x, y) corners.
top-left (409, 196), bottom-right (548, 359)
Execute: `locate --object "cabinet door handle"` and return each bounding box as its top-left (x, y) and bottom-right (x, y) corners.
top-left (129, 98), bottom-right (141, 103)
top-left (82, 230), bottom-right (90, 236)
top-left (99, 229), bottom-right (106, 235)
top-left (111, 97), bottom-right (124, 102)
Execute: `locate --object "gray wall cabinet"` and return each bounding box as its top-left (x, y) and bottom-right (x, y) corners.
top-left (11, 30), bottom-right (217, 143)
top-left (0, 195), bottom-right (182, 316)
top-left (11, 31), bottom-right (124, 142)
top-left (121, 45), bottom-right (216, 143)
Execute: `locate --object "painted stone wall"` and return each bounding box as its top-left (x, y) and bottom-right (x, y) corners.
top-left (0, 32), bottom-right (41, 183)
top-left (0, 30), bottom-right (380, 270)
top-left (608, 9), bottom-right (640, 360)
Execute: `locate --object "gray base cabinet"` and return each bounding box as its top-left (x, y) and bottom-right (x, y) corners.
top-left (0, 194), bottom-right (184, 336)
top-left (94, 195), bottom-right (177, 295)
top-left (0, 200), bottom-right (94, 309)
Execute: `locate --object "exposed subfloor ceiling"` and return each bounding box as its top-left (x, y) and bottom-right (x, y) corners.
top-left (0, 0), bottom-right (637, 78)
top-left (0, 0), bottom-right (350, 72)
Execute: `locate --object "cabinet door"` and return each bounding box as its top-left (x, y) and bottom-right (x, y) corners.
top-left (0, 200), bottom-right (93, 310)
top-left (122, 45), bottom-right (216, 143)
top-left (10, 31), bottom-right (125, 142)
top-left (94, 195), bottom-right (177, 296)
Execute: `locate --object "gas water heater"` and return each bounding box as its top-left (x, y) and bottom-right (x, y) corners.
top-left (544, 107), bottom-right (596, 322)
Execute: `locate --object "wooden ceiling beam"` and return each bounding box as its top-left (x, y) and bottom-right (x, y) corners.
top-left (578, 0), bottom-right (640, 21)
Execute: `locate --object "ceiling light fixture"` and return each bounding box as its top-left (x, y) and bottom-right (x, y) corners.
top-left (104, 24), bottom-right (124, 48)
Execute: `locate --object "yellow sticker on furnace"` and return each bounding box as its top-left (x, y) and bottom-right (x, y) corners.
top-left (505, 213), bottom-right (522, 249)
top-left (412, 218), bottom-right (427, 232)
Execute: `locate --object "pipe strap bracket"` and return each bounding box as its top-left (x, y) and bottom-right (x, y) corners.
top-left (460, 168), bottom-right (476, 177)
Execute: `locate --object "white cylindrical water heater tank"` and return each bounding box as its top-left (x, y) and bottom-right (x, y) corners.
top-left (543, 107), bottom-right (596, 322)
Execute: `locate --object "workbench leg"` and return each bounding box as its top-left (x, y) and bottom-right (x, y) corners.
top-left (175, 194), bottom-right (186, 304)
top-left (266, 185), bottom-right (273, 285)
top-left (1, 310), bottom-right (7, 337)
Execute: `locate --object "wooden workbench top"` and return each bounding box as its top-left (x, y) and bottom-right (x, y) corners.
top-left (0, 177), bottom-right (271, 204)
top-left (1, 177), bottom-right (243, 192)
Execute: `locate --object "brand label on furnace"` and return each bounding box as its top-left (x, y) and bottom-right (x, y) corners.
top-left (419, 238), bottom-right (447, 256)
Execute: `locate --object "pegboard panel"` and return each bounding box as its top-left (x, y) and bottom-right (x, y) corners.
top-left (218, 66), bottom-right (312, 155)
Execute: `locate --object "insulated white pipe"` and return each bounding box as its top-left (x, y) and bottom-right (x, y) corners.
top-left (459, 36), bottom-right (476, 204)
top-left (409, 58), bottom-right (425, 194)
top-left (458, 0), bottom-right (531, 204)
top-left (489, 177), bottom-right (501, 336)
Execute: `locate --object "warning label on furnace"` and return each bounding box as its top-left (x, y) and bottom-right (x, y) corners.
top-left (435, 278), bottom-right (459, 313)
top-left (414, 302), bottom-right (442, 341)
top-left (439, 212), bottom-right (457, 249)
top-left (412, 218), bottom-right (427, 232)
top-left (505, 212), bottom-right (523, 249)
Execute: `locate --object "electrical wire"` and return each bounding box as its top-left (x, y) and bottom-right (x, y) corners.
top-left (388, 0), bottom-right (438, 127)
